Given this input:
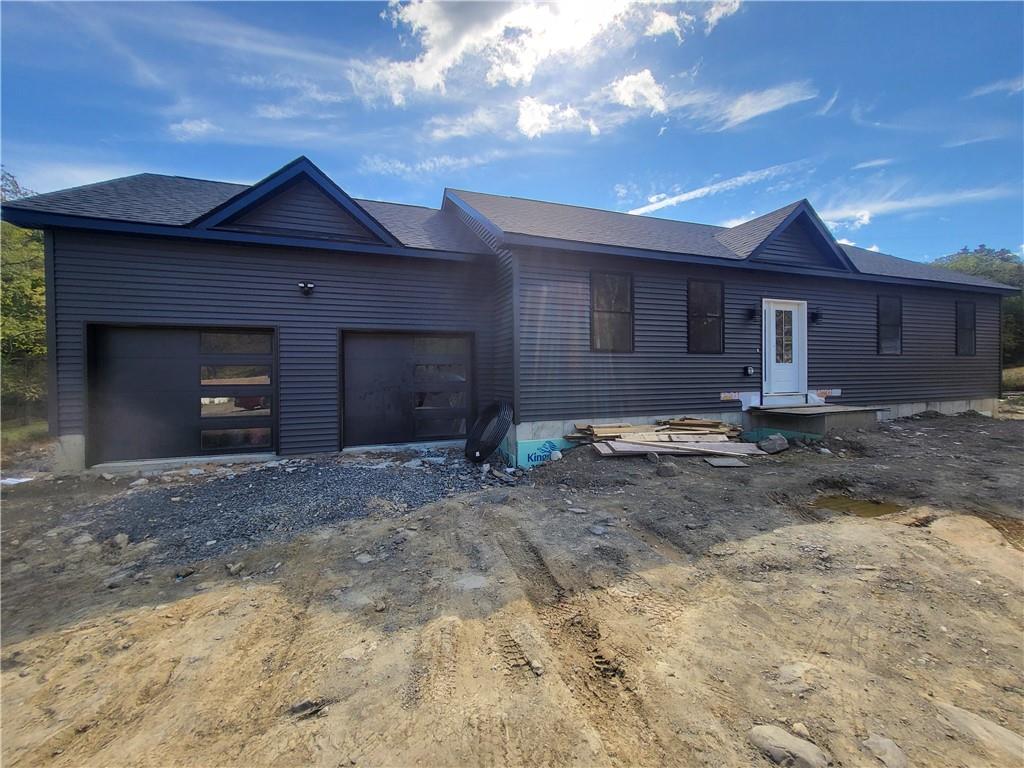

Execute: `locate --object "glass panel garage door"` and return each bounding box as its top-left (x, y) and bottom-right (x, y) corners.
top-left (342, 332), bottom-right (472, 447)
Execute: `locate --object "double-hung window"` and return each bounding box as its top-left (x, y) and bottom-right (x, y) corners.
top-left (591, 272), bottom-right (633, 352)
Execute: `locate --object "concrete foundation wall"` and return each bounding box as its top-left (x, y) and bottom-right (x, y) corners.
top-left (510, 397), bottom-right (999, 467)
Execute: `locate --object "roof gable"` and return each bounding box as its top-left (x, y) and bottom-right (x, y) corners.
top-left (191, 156), bottom-right (400, 246)
top-left (717, 200), bottom-right (856, 272)
top-left (222, 177), bottom-right (377, 243)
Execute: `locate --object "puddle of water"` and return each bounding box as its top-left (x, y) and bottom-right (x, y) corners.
top-left (813, 495), bottom-right (905, 518)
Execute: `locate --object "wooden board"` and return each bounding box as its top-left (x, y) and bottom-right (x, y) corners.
top-left (704, 457), bottom-right (749, 468)
top-left (626, 433), bottom-right (730, 443)
top-left (611, 439), bottom-right (766, 456)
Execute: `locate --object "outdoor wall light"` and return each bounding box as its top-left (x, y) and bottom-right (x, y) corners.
top-left (743, 365), bottom-right (755, 377)
top-left (298, 281), bottom-right (315, 296)
top-left (810, 307), bottom-right (824, 324)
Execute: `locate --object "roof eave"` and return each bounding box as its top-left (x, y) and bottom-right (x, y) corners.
top-left (503, 231), bottom-right (1017, 294)
top-left (0, 207), bottom-right (480, 262)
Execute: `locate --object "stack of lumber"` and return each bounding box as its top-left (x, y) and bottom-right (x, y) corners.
top-left (565, 417), bottom-right (764, 459)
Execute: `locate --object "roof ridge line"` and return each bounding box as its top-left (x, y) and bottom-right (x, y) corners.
top-left (447, 187), bottom-right (725, 229)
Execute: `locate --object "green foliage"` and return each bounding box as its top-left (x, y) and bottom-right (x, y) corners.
top-left (935, 245), bottom-right (1024, 365)
top-left (1, 218), bottom-right (47, 408)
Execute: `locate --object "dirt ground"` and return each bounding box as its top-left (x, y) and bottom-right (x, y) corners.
top-left (2, 412), bottom-right (1022, 767)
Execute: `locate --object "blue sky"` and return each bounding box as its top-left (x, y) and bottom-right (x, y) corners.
top-left (2, 1), bottom-right (1022, 261)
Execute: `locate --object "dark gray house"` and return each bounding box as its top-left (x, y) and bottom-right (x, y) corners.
top-left (2, 156), bottom-right (1014, 471)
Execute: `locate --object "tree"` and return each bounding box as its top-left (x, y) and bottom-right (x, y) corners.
top-left (934, 245), bottom-right (1024, 366)
top-left (1, 170), bottom-right (47, 421)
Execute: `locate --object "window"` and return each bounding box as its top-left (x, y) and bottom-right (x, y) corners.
top-left (956, 301), bottom-right (976, 356)
top-left (591, 272), bottom-right (633, 352)
top-left (774, 309), bottom-right (793, 363)
top-left (201, 427), bottom-right (272, 451)
top-left (687, 279), bottom-right (724, 354)
top-left (201, 331), bottom-right (272, 355)
top-left (877, 296), bottom-right (902, 355)
top-left (200, 395), bottom-right (271, 418)
top-left (200, 365), bottom-right (271, 386)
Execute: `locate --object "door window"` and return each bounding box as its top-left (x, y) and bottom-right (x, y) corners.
top-left (775, 309), bottom-right (794, 363)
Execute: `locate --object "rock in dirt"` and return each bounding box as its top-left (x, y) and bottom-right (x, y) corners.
top-left (587, 525), bottom-right (608, 536)
top-left (289, 698), bottom-right (332, 719)
top-left (656, 463), bottom-right (679, 478)
top-left (226, 562), bottom-right (244, 576)
top-left (791, 722), bottom-right (811, 740)
top-left (107, 533), bottom-right (129, 550)
top-left (70, 533), bottom-right (94, 546)
top-left (129, 478), bottom-right (149, 488)
top-left (935, 702), bottom-right (1024, 761)
top-left (757, 434), bottom-right (789, 454)
top-left (747, 724), bottom-right (831, 768)
top-left (646, 452), bottom-right (661, 464)
top-left (861, 734), bottom-right (907, 768)
top-left (175, 566), bottom-right (196, 579)
top-left (548, 450), bottom-right (563, 461)
top-left (355, 552), bottom-right (374, 564)
top-left (100, 473), bottom-right (115, 481)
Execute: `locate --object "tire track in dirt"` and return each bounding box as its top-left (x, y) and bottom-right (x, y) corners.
top-left (494, 520), bottom-right (668, 766)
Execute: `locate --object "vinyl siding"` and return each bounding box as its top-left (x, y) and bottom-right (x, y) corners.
top-left (515, 248), bottom-right (1001, 422)
top-left (225, 178), bottom-right (376, 242)
top-left (445, 199), bottom-right (516, 407)
top-left (51, 231), bottom-right (491, 456)
top-left (752, 216), bottom-right (842, 270)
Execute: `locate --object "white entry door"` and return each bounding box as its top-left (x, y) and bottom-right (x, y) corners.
top-left (763, 299), bottom-right (807, 404)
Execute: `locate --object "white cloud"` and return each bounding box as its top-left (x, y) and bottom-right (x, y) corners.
top-left (427, 107), bottom-right (501, 141)
top-left (821, 186), bottom-right (1016, 230)
top-left (628, 161), bottom-right (804, 215)
top-left (609, 69), bottom-right (668, 114)
top-left (943, 133), bottom-right (1006, 148)
top-left (968, 76), bottom-right (1024, 98)
top-left (836, 237), bottom-right (856, 246)
top-left (867, 244), bottom-right (881, 252)
top-left (254, 104), bottom-right (301, 120)
top-left (516, 97), bottom-right (599, 139)
top-left (645, 10), bottom-right (693, 43)
top-left (816, 89), bottom-right (839, 116)
top-left (852, 158), bottom-right (895, 170)
top-left (704, 0), bottom-right (741, 34)
top-left (719, 210), bottom-right (757, 227)
top-left (168, 118), bottom-right (220, 141)
top-left (351, 0), bottom-right (637, 105)
top-left (705, 81), bottom-right (817, 130)
top-left (10, 160), bottom-right (143, 193)
top-left (359, 150), bottom-right (508, 178)
top-left (647, 193), bottom-right (668, 204)
top-left (613, 181), bottom-right (638, 201)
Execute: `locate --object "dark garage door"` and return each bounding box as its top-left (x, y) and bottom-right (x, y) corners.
top-left (87, 326), bottom-right (275, 464)
top-left (343, 333), bottom-right (472, 447)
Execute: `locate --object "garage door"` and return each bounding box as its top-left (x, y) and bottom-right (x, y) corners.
top-left (342, 333), bottom-right (472, 447)
top-left (87, 326), bottom-right (275, 464)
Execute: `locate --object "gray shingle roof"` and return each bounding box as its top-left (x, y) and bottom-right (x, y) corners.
top-left (447, 188), bottom-right (742, 260)
top-left (840, 244), bottom-right (1012, 290)
top-left (356, 200), bottom-right (490, 254)
top-left (714, 200), bottom-right (802, 258)
top-left (2, 171), bottom-right (1014, 290)
top-left (451, 188), bottom-right (1015, 290)
top-left (2, 173), bottom-right (489, 254)
top-left (3, 173), bottom-right (246, 225)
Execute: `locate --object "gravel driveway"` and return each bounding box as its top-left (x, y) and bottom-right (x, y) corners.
top-left (84, 448), bottom-right (507, 564)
